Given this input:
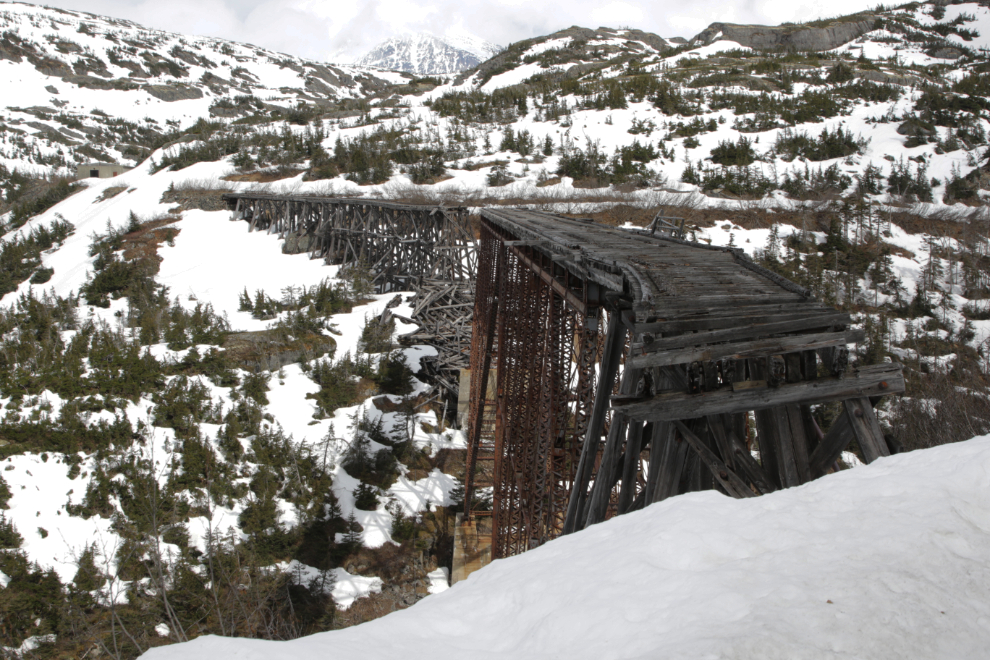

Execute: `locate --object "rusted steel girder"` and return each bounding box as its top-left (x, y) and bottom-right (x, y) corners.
top-left (464, 218), bottom-right (601, 558)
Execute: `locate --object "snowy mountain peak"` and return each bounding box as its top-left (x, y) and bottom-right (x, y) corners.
top-left (356, 32), bottom-right (501, 75)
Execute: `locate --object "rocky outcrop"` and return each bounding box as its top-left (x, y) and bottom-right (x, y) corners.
top-left (856, 69), bottom-right (925, 87)
top-left (691, 15), bottom-right (879, 52)
top-left (223, 330), bottom-right (336, 372)
top-left (143, 83), bottom-right (204, 101)
top-left (282, 229), bottom-right (321, 255)
top-left (62, 75), bottom-right (139, 90)
top-left (897, 117), bottom-right (936, 139)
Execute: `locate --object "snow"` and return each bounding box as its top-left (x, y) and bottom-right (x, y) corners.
top-left (155, 209), bottom-right (333, 329)
top-left (664, 40), bottom-right (751, 65)
top-left (356, 32), bottom-right (498, 75)
top-left (915, 3), bottom-right (990, 51)
top-left (426, 567), bottom-right (448, 594)
top-left (479, 62), bottom-right (545, 92)
top-left (388, 469), bottom-right (458, 516)
top-left (521, 37), bottom-right (573, 59)
top-left (282, 561), bottom-right (383, 610)
top-left (143, 436), bottom-right (990, 660)
top-left (331, 568), bottom-right (384, 610)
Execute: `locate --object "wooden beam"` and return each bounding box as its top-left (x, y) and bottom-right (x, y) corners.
top-left (626, 329), bottom-right (864, 369)
top-left (808, 407), bottom-right (854, 477)
top-left (632, 313), bottom-right (852, 354)
top-left (843, 397), bottom-right (890, 464)
top-left (673, 421), bottom-right (755, 498)
top-left (613, 363), bottom-right (904, 422)
top-left (617, 422), bottom-right (645, 514)
top-left (585, 362), bottom-right (642, 527)
top-left (563, 311), bottom-right (627, 534)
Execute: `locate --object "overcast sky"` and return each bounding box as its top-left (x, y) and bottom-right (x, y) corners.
top-left (29, 0), bottom-right (880, 62)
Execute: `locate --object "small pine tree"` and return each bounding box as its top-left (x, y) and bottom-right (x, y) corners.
top-left (0, 512), bottom-right (23, 549)
top-left (72, 544), bottom-right (106, 591)
top-left (353, 482), bottom-right (379, 510)
top-left (343, 511), bottom-right (362, 549)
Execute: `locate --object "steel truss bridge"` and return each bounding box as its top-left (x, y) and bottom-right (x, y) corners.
top-left (223, 194), bottom-right (905, 561)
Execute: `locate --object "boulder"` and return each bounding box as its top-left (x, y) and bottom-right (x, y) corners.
top-left (931, 47), bottom-right (964, 60)
top-left (897, 117), bottom-right (936, 138)
top-left (282, 230), bottom-right (321, 255)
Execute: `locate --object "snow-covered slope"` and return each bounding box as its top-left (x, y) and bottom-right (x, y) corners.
top-left (0, 1), bottom-right (409, 173)
top-left (356, 32), bottom-right (501, 74)
top-left (144, 435), bottom-right (990, 660)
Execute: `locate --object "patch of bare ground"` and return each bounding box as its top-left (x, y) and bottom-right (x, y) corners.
top-left (223, 330), bottom-right (336, 372)
top-left (119, 211), bottom-right (182, 268)
top-left (333, 516), bottom-right (455, 628)
top-left (161, 179), bottom-right (235, 211)
top-left (93, 185), bottom-right (127, 202)
top-left (223, 167), bottom-right (305, 183)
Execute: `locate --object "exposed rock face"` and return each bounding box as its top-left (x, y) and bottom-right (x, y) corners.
top-left (931, 47), bottom-right (964, 59)
top-left (897, 118), bottom-right (936, 138)
top-left (143, 83), bottom-right (204, 101)
top-left (458, 25), bottom-right (672, 86)
top-left (223, 330), bottom-right (336, 372)
top-left (691, 15), bottom-right (879, 51)
top-left (282, 229), bottom-right (321, 255)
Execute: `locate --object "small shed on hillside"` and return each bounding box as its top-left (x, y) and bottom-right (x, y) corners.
top-left (77, 163), bottom-right (130, 179)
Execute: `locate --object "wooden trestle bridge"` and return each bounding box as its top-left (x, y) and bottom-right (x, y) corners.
top-left (223, 193), bottom-right (905, 566)
top-left (222, 192), bottom-right (476, 397)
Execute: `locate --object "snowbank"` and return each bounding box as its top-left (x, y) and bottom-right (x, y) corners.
top-left (143, 436), bottom-right (990, 660)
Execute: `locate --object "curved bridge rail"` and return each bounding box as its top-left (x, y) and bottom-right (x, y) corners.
top-left (463, 208), bottom-right (904, 560)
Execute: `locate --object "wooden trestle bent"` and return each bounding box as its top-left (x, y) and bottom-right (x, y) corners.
top-left (221, 192), bottom-right (476, 402)
top-left (463, 208), bottom-right (905, 559)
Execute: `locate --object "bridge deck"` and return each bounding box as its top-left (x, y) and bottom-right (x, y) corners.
top-left (481, 208), bottom-right (817, 321)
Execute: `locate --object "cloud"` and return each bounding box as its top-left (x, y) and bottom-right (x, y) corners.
top-left (29, 0), bottom-right (880, 62)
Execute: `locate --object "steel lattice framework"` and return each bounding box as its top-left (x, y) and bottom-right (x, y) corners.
top-left (464, 219), bottom-right (605, 557)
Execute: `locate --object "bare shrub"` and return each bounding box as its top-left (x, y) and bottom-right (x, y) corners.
top-left (887, 372), bottom-right (990, 451)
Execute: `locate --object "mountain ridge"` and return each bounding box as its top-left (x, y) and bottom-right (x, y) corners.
top-left (356, 32), bottom-right (501, 74)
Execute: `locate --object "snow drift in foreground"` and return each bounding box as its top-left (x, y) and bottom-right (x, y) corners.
top-left (144, 437), bottom-right (990, 660)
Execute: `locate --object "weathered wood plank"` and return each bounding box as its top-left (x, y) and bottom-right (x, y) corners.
top-left (631, 313), bottom-right (852, 354)
top-left (808, 407), bottom-right (854, 477)
top-left (843, 397), bottom-right (890, 464)
top-left (614, 362), bottom-right (904, 421)
top-left (563, 311), bottom-right (627, 534)
top-left (673, 421), bottom-right (755, 498)
top-left (617, 422), bottom-right (645, 514)
top-left (627, 329), bottom-right (865, 369)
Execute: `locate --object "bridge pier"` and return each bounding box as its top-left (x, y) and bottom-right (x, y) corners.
top-left (451, 513), bottom-right (492, 584)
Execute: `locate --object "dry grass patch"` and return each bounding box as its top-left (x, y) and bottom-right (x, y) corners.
top-left (93, 185), bottom-right (127, 203)
top-left (223, 168), bottom-right (305, 183)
